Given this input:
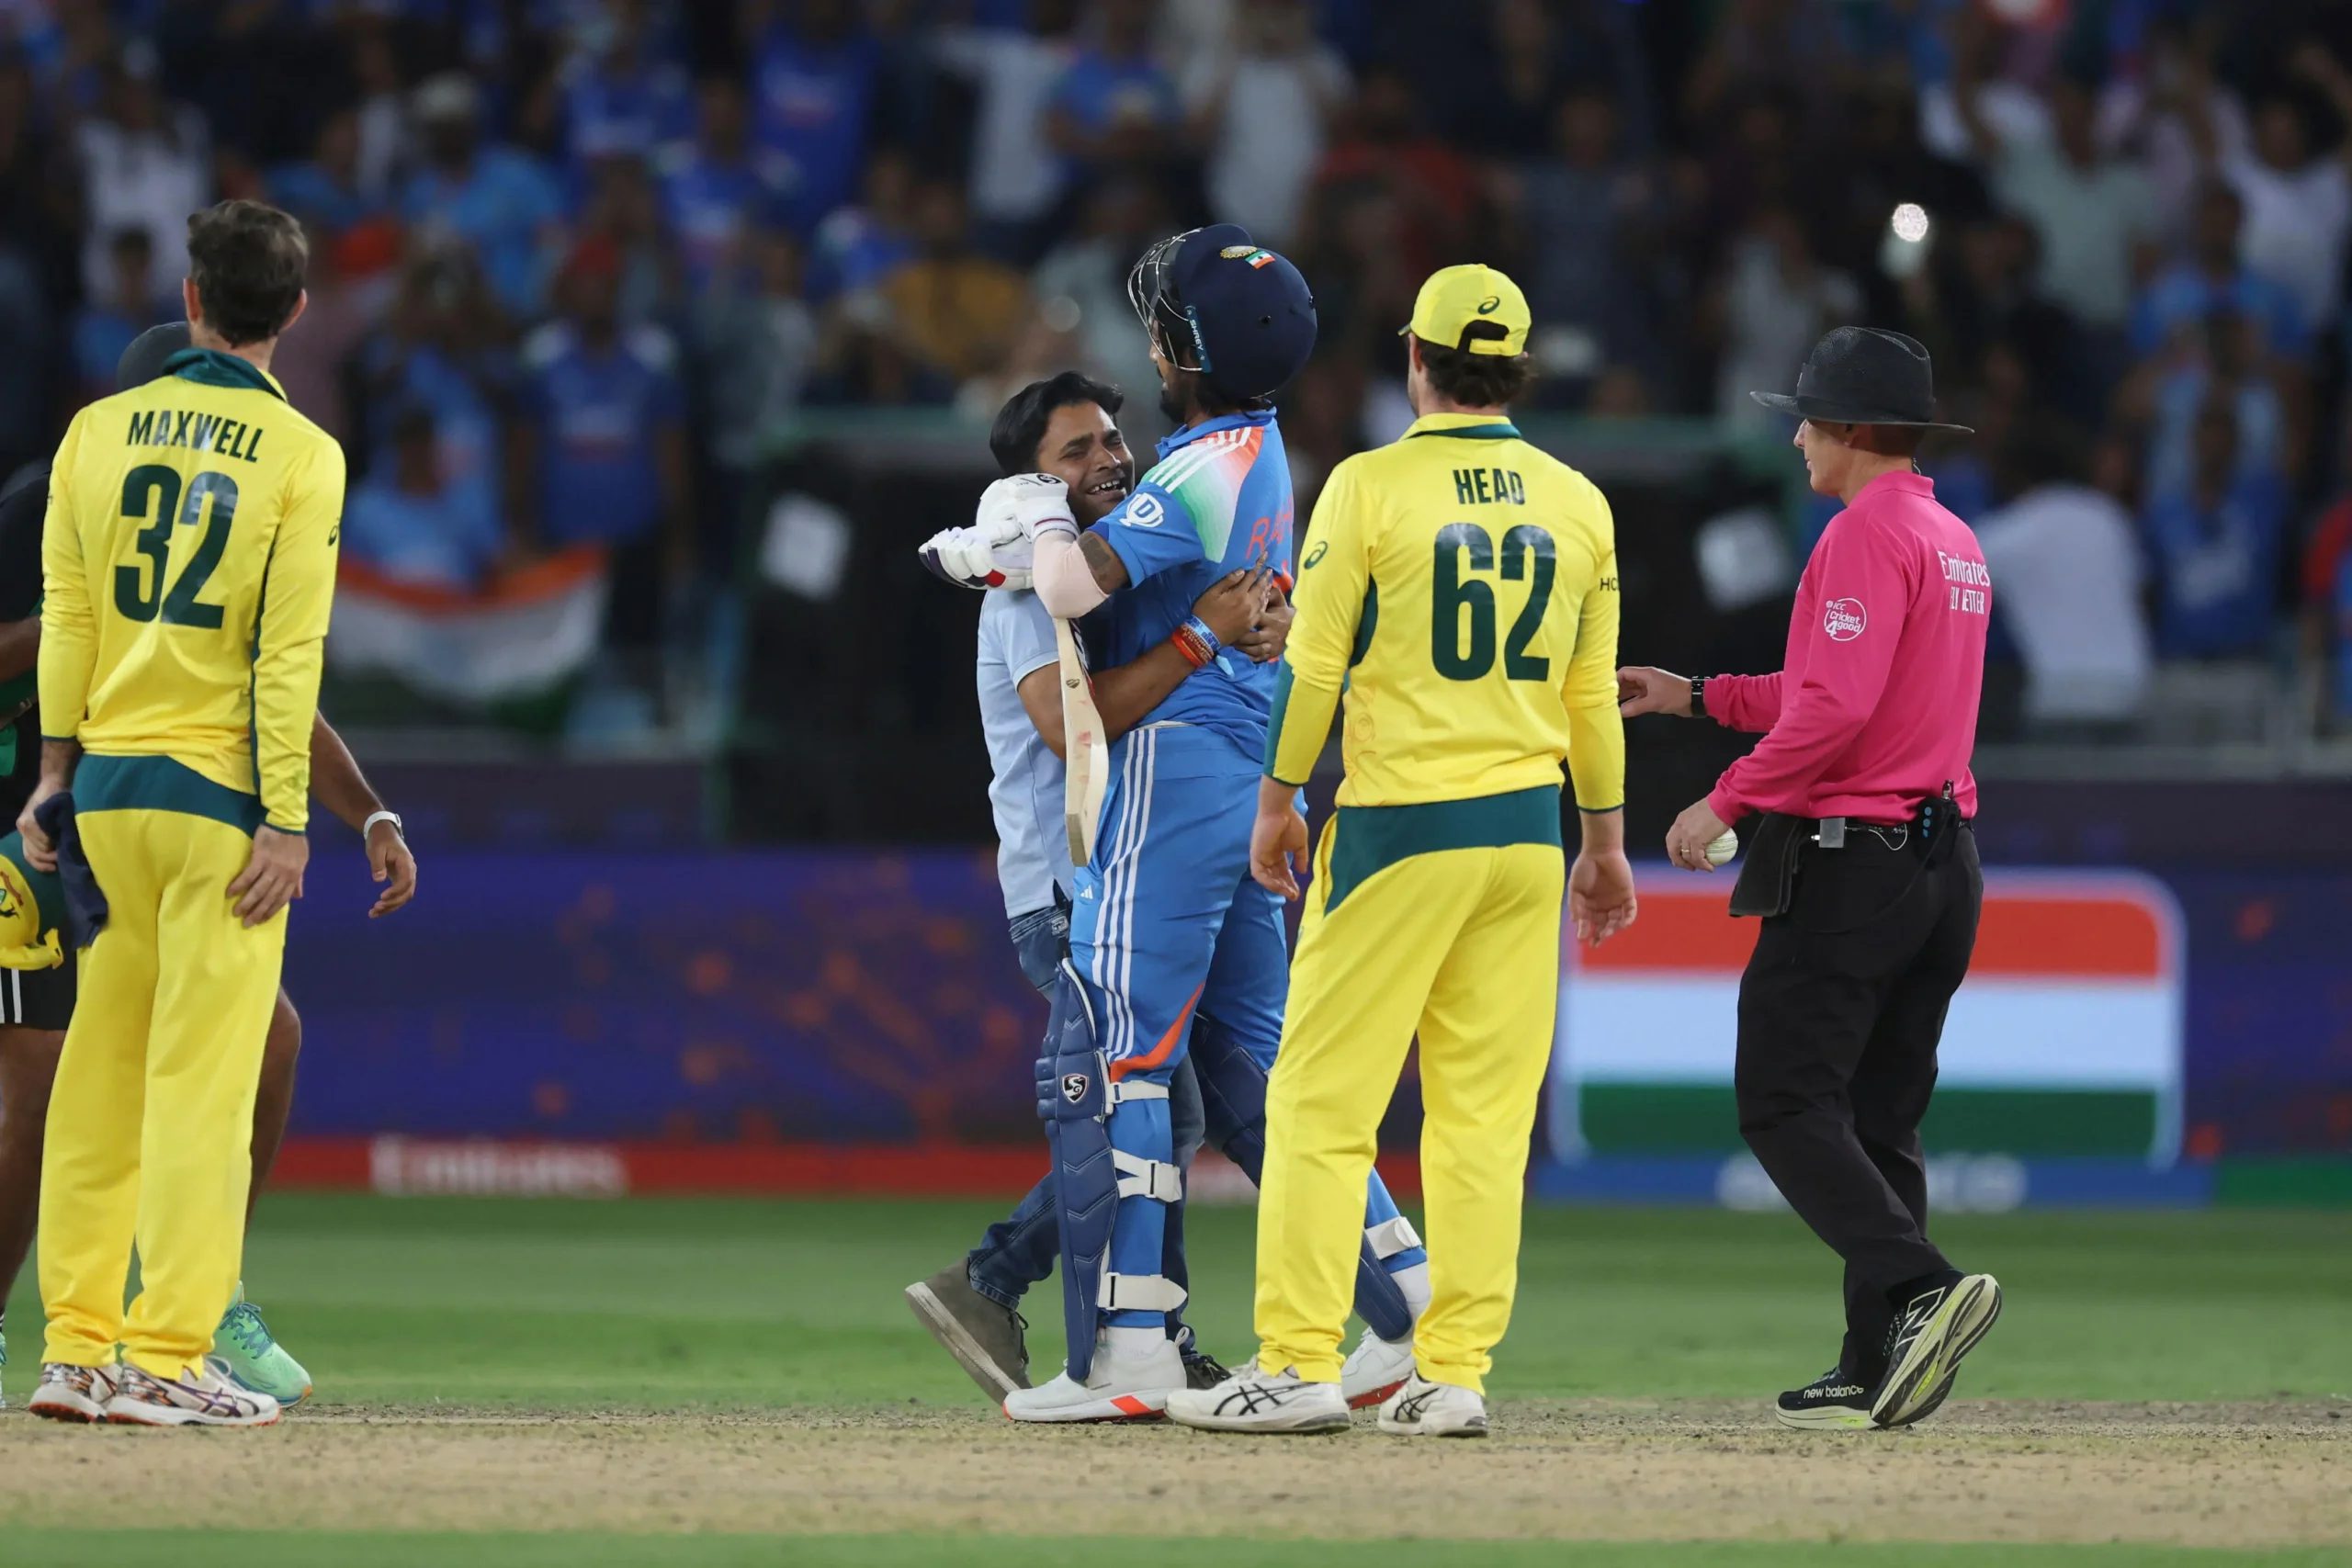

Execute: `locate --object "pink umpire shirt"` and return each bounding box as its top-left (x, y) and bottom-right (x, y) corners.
top-left (1703, 470), bottom-right (1989, 826)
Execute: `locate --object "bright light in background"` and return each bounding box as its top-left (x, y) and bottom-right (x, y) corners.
top-left (1891, 203), bottom-right (1931, 243)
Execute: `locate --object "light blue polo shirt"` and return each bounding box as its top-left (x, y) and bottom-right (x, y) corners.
top-left (977, 587), bottom-right (1075, 917)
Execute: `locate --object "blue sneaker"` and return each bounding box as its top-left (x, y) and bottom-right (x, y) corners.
top-left (208, 1283), bottom-right (311, 1408)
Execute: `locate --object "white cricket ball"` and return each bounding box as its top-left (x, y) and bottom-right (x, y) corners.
top-left (1890, 203), bottom-right (1931, 243)
top-left (1705, 829), bottom-right (1739, 867)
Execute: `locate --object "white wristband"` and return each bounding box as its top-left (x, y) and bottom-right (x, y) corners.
top-left (361, 809), bottom-right (403, 840)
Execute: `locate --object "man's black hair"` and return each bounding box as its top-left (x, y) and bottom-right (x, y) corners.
top-left (989, 372), bottom-right (1125, 475)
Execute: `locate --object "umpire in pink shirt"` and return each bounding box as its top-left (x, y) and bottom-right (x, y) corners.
top-left (1620, 327), bottom-right (2003, 1433)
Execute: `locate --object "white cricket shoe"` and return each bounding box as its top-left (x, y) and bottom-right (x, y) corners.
top-left (1001, 1332), bottom-right (1185, 1423)
top-left (27, 1361), bottom-right (119, 1424)
top-left (104, 1361), bottom-right (281, 1427)
top-left (1164, 1359), bottom-right (1352, 1434)
top-left (1340, 1327), bottom-right (1416, 1409)
top-left (1376, 1374), bottom-right (1488, 1438)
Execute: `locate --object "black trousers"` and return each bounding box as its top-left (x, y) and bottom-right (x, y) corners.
top-left (1734, 823), bottom-right (1983, 1378)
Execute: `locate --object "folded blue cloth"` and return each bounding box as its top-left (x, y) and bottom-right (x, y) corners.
top-left (33, 792), bottom-right (107, 948)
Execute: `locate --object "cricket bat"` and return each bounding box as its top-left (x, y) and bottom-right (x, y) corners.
top-left (1054, 615), bottom-right (1109, 866)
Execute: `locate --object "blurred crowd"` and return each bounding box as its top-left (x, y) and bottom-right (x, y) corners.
top-left (6, 0), bottom-right (2352, 728)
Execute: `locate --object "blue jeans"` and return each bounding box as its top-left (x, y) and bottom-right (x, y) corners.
top-left (967, 902), bottom-right (1206, 1325)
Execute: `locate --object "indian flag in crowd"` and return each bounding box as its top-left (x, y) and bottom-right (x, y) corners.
top-left (1551, 868), bottom-right (2186, 1167)
top-left (327, 547), bottom-right (609, 706)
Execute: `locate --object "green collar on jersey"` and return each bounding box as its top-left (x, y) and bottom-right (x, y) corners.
top-left (163, 347), bottom-right (286, 401)
top-left (1404, 415), bottom-right (1520, 442)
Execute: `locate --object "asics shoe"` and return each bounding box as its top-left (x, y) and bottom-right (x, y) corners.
top-left (1001, 1331), bottom-right (1185, 1423)
top-left (905, 1263), bottom-right (1029, 1398)
top-left (107, 1362), bottom-right (281, 1427)
top-left (1164, 1359), bottom-right (1351, 1434)
top-left (209, 1284), bottom-right (312, 1407)
top-left (1375, 1374), bottom-right (1488, 1438)
top-left (28, 1360), bottom-right (119, 1424)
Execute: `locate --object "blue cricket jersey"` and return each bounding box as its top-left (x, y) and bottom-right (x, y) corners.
top-left (1086, 410), bottom-right (1294, 759)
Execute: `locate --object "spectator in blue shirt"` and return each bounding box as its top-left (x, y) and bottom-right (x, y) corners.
top-left (71, 227), bottom-right (150, 404)
top-left (351, 251), bottom-right (517, 552)
top-left (2143, 392), bottom-right (2287, 660)
top-left (806, 145), bottom-right (918, 301)
top-left (2131, 182), bottom-right (2307, 361)
top-left (518, 237), bottom-right (691, 644)
top-left (662, 73), bottom-right (791, 290)
top-left (747, 0), bottom-right (877, 234)
top-left (269, 107), bottom-right (383, 236)
top-left (343, 402), bottom-right (507, 591)
top-left (1046, 0), bottom-right (1182, 182)
top-left (403, 71), bottom-right (568, 319)
top-left (562, 0), bottom-right (695, 170)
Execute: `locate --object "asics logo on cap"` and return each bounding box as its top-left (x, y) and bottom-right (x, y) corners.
top-left (1477, 296), bottom-right (1501, 314)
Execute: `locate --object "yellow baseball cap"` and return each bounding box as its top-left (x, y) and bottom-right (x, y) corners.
top-left (1403, 264), bottom-right (1531, 357)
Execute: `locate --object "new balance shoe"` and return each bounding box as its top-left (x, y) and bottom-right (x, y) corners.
top-left (1871, 1272), bottom-right (2002, 1430)
top-left (1001, 1331), bottom-right (1184, 1423)
top-left (1774, 1365), bottom-right (1875, 1430)
top-left (105, 1362), bottom-right (281, 1427)
top-left (209, 1284), bottom-right (311, 1407)
top-left (1164, 1360), bottom-right (1351, 1434)
top-left (905, 1263), bottom-right (1029, 1398)
top-left (1375, 1374), bottom-right (1487, 1438)
top-left (1339, 1327), bottom-right (1415, 1409)
top-left (27, 1360), bottom-right (119, 1424)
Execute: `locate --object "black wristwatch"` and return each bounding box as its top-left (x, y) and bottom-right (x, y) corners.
top-left (1690, 676), bottom-right (1707, 718)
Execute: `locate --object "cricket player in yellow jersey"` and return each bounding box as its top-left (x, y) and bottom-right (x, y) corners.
top-left (1169, 265), bottom-right (1638, 1438)
top-left (19, 200), bottom-right (339, 1427)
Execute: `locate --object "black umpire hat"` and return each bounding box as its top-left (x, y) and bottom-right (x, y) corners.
top-left (117, 321), bottom-right (193, 392)
top-left (1749, 326), bottom-right (1972, 434)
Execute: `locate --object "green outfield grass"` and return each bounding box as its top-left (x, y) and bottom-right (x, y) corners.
top-left (4, 1533), bottom-right (2346, 1568)
top-left (3, 1196), bottom-right (2347, 1565)
top-left (6, 1196), bottom-right (2348, 1408)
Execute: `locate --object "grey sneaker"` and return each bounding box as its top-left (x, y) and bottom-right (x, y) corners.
top-left (904, 1262), bottom-right (1029, 1398)
top-left (28, 1360), bottom-right (120, 1424)
top-left (105, 1362), bottom-right (281, 1427)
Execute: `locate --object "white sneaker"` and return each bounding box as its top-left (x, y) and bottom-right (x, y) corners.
top-left (27, 1361), bottom-right (119, 1424)
top-left (1376, 1373), bottom-right (1488, 1438)
top-left (1340, 1327), bottom-right (1416, 1409)
top-left (1001, 1332), bottom-right (1185, 1423)
top-left (104, 1361), bottom-right (282, 1427)
top-left (1164, 1359), bottom-right (1352, 1434)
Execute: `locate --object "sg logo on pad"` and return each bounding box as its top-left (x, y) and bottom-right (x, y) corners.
top-left (1061, 1073), bottom-right (1091, 1105)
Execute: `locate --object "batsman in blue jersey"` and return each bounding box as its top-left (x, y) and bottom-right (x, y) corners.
top-left (971, 226), bottom-right (1433, 1422)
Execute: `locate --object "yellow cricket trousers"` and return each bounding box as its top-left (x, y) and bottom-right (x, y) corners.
top-left (41, 756), bottom-right (285, 1379)
top-left (1256, 784), bottom-right (1564, 1394)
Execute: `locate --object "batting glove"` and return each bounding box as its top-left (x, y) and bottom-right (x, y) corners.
top-left (918, 525), bottom-right (1034, 591)
top-left (978, 473), bottom-right (1078, 542)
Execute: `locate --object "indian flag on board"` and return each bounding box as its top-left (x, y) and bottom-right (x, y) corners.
top-left (1550, 868), bottom-right (2186, 1168)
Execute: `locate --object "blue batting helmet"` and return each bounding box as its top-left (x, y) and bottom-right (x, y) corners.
top-left (1126, 224), bottom-right (1316, 404)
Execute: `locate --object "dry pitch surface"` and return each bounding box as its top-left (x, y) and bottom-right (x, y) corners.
top-left (2, 1398), bottom-right (2345, 1546)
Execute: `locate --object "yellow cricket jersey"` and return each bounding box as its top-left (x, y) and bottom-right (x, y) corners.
top-left (40, 349), bottom-right (343, 832)
top-left (1267, 412), bottom-right (1624, 812)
